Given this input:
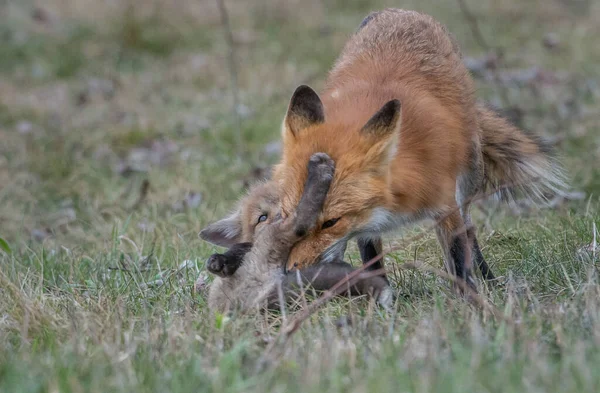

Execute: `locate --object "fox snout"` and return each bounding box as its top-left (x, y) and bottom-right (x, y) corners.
top-left (286, 237), bottom-right (348, 271)
top-left (316, 239), bottom-right (348, 265)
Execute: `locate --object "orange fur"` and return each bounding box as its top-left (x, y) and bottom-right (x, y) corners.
top-left (272, 9), bottom-right (565, 274)
top-left (273, 9), bottom-right (475, 268)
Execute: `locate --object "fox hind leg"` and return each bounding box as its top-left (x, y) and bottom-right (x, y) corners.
top-left (468, 226), bottom-right (495, 281)
top-left (274, 262), bottom-right (393, 310)
top-left (459, 193), bottom-right (496, 281)
top-left (435, 210), bottom-right (476, 292)
top-left (457, 141), bottom-right (496, 281)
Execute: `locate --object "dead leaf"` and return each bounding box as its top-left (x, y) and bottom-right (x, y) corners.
top-left (31, 228), bottom-right (50, 242)
top-left (543, 32), bottom-right (561, 51)
top-left (31, 7), bottom-right (50, 24)
top-left (194, 273), bottom-right (209, 294)
top-left (172, 192), bottom-right (202, 212)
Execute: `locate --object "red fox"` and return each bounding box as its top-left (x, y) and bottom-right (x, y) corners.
top-left (271, 9), bottom-right (566, 288)
top-left (200, 153), bottom-right (392, 313)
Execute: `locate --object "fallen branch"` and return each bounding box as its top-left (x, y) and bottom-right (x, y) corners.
top-left (130, 179), bottom-right (150, 210)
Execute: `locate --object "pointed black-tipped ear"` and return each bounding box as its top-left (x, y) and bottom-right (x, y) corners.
top-left (285, 85), bottom-right (325, 136)
top-left (361, 99), bottom-right (402, 138)
top-left (199, 211), bottom-right (242, 247)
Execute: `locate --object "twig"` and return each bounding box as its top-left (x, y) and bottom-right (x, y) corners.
top-left (456, 0), bottom-right (511, 107)
top-left (456, 0), bottom-right (491, 50)
top-left (215, 0), bottom-right (243, 156)
top-left (282, 264), bottom-right (388, 336)
top-left (130, 179), bottom-right (150, 211)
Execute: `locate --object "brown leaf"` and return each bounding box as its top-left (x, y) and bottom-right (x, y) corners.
top-left (543, 33), bottom-right (561, 51)
top-left (31, 7), bottom-right (50, 24)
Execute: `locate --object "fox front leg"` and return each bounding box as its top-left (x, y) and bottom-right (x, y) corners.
top-left (271, 152), bottom-right (336, 256)
top-left (206, 242), bottom-right (253, 277)
top-left (290, 152), bottom-right (335, 237)
top-left (271, 262), bottom-right (394, 310)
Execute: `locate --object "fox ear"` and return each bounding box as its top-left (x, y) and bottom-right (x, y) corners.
top-left (284, 85), bottom-right (325, 137)
top-left (199, 211), bottom-right (242, 247)
top-left (361, 100), bottom-right (402, 164)
top-left (361, 99), bottom-right (402, 139)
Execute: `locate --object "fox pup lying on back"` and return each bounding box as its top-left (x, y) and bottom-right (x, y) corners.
top-left (201, 153), bottom-right (393, 314)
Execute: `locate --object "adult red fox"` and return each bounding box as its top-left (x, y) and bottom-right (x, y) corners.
top-left (271, 9), bottom-right (566, 288)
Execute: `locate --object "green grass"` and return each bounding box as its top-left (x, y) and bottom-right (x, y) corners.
top-left (1, 0), bottom-right (600, 392)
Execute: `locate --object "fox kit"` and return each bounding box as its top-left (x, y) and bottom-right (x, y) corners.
top-left (272, 9), bottom-right (566, 289)
top-left (200, 153), bottom-right (392, 313)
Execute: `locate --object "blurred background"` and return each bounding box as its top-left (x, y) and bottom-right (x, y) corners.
top-left (0, 0), bottom-right (598, 251)
top-left (2, 2), bottom-right (600, 391)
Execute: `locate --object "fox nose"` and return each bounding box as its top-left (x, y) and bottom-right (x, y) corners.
top-left (284, 261), bottom-right (299, 273)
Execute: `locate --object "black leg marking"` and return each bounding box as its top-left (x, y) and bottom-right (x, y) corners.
top-left (449, 234), bottom-right (475, 290)
top-left (357, 238), bottom-right (384, 271)
top-left (470, 233), bottom-right (496, 281)
top-left (207, 242), bottom-right (252, 277)
top-left (357, 237), bottom-right (387, 284)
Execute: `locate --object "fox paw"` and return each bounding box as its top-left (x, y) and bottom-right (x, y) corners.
top-left (377, 286), bottom-right (395, 312)
top-left (308, 152), bottom-right (335, 182)
top-left (207, 254), bottom-right (235, 277)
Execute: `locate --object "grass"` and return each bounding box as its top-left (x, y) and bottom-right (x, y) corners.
top-left (0, 0), bottom-right (600, 391)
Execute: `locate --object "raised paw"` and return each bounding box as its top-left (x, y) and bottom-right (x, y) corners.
top-left (307, 152), bottom-right (335, 183)
top-left (207, 254), bottom-right (228, 277)
top-left (292, 152), bottom-right (336, 238)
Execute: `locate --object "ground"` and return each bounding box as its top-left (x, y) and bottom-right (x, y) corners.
top-left (1, 0), bottom-right (600, 392)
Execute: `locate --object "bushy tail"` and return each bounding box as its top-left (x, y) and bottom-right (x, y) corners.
top-left (477, 104), bottom-right (568, 203)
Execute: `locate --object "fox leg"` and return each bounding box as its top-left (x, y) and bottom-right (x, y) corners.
top-left (206, 242), bottom-right (253, 277)
top-left (457, 142), bottom-right (496, 281)
top-left (435, 209), bottom-right (476, 291)
top-left (464, 213), bottom-right (496, 281)
top-left (252, 152), bottom-right (336, 269)
top-left (357, 237), bottom-right (389, 284)
top-left (357, 237), bottom-right (385, 272)
top-left (270, 262), bottom-right (393, 309)
top-left (458, 194), bottom-right (496, 281)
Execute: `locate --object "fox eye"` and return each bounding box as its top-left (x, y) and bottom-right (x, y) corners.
top-left (321, 217), bottom-right (340, 230)
top-left (257, 214), bottom-right (268, 224)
